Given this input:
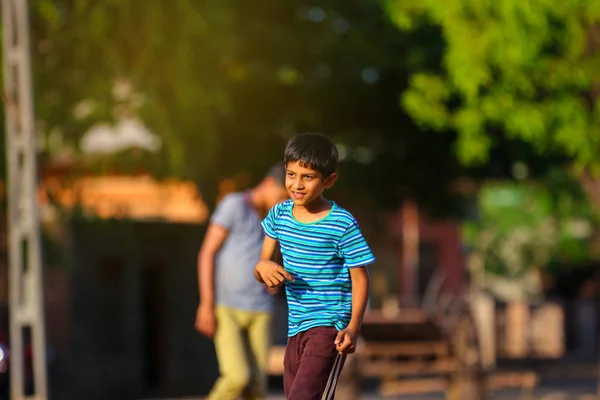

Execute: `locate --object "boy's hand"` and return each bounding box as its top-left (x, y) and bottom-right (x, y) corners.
top-left (256, 260), bottom-right (294, 288)
top-left (195, 303), bottom-right (216, 339)
top-left (334, 328), bottom-right (358, 355)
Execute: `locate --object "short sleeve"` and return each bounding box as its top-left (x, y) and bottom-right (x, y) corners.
top-left (261, 204), bottom-right (280, 239)
top-left (338, 220), bottom-right (376, 268)
top-left (210, 194), bottom-right (239, 230)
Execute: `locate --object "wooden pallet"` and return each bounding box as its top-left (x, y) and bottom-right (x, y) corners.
top-left (376, 371), bottom-right (537, 398)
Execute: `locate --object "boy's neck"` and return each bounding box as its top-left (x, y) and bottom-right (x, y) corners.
top-left (304, 195), bottom-right (330, 211)
top-left (293, 196), bottom-right (332, 223)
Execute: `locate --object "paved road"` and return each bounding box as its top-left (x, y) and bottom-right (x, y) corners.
top-left (149, 375), bottom-right (600, 400)
top-left (152, 385), bottom-right (599, 400)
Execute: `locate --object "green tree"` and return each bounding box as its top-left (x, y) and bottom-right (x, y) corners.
top-left (17, 0), bottom-right (468, 212)
top-left (25, 0), bottom-right (394, 180)
top-left (386, 0), bottom-right (600, 172)
top-left (29, 0), bottom-right (238, 178)
top-left (4, 0), bottom-right (497, 215)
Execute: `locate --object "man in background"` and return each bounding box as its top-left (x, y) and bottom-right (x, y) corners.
top-left (195, 165), bottom-right (288, 400)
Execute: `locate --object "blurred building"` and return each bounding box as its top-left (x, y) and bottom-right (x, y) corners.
top-left (0, 167), bottom-right (479, 399)
top-left (1, 168), bottom-right (217, 399)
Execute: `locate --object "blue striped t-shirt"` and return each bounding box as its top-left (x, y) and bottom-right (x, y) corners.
top-left (261, 199), bottom-right (376, 337)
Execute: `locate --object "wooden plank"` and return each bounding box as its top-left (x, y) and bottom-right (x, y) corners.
top-left (362, 341), bottom-right (449, 357)
top-left (362, 359), bottom-right (457, 377)
top-left (485, 372), bottom-right (537, 390)
top-left (379, 378), bottom-right (447, 396)
top-left (363, 309), bottom-right (425, 324)
top-left (504, 302), bottom-right (530, 357)
top-left (360, 321), bottom-right (444, 342)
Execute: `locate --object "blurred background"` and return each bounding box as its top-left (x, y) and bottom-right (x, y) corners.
top-left (2, 0), bottom-right (600, 399)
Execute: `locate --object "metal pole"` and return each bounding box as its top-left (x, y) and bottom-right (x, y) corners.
top-left (1, 0), bottom-right (49, 398)
top-left (401, 199), bottom-right (419, 308)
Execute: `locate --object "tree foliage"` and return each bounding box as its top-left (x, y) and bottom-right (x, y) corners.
top-left (2, 0), bottom-right (536, 215)
top-left (462, 166), bottom-right (597, 300)
top-left (387, 0), bottom-right (600, 171)
top-left (29, 0), bottom-right (240, 177)
top-left (25, 0), bottom-right (378, 175)
top-left (1, 0), bottom-right (469, 213)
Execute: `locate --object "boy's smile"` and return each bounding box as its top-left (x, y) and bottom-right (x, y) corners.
top-left (285, 161), bottom-right (336, 209)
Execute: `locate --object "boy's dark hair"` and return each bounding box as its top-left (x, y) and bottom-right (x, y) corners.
top-left (284, 133), bottom-right (338, 177)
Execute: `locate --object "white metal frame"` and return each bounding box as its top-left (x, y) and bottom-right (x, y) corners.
top-left (2, 0), bottom-right (49, 398)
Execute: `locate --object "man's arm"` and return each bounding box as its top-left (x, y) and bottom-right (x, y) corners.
top-left (198, 223), bottom-right (228, 306)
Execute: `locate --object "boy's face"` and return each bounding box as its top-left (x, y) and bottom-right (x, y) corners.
top-left (285, 161), bottom-right (336, 207)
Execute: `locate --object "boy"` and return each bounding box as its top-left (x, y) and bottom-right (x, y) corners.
top-left (195, 165), bottom-right (288, 400)
top-left (254, 133), bottom-right (375, 399)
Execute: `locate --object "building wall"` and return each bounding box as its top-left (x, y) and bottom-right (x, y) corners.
top-left (65, 220), bottom-right (217, 400)
top-left (40, 200), bottom-right (466, 398)
top-left (387, 202), bottom-right (466, 302)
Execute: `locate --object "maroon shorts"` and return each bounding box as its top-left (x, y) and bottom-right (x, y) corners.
top-left (283, 326), bottom-right (346, 400)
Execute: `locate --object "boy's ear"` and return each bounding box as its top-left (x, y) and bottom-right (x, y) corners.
top-left (323, 173), bottom-right (337, 188)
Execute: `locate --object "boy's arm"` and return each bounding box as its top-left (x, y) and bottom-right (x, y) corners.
top-left (254, 236), bottom-right (293, 286)
top-left (254, 236), bottom-right (278, 283)
top-left (335, 265), bottom-right (371, 354)
top-left (335, 219), bottom-right (375, 353)
top-left (254, 236), bottom-right (277, 283)
top-left (337, 220), bottom-right (374, 334)
top-left (347, 266), bottom-right (370, 334)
